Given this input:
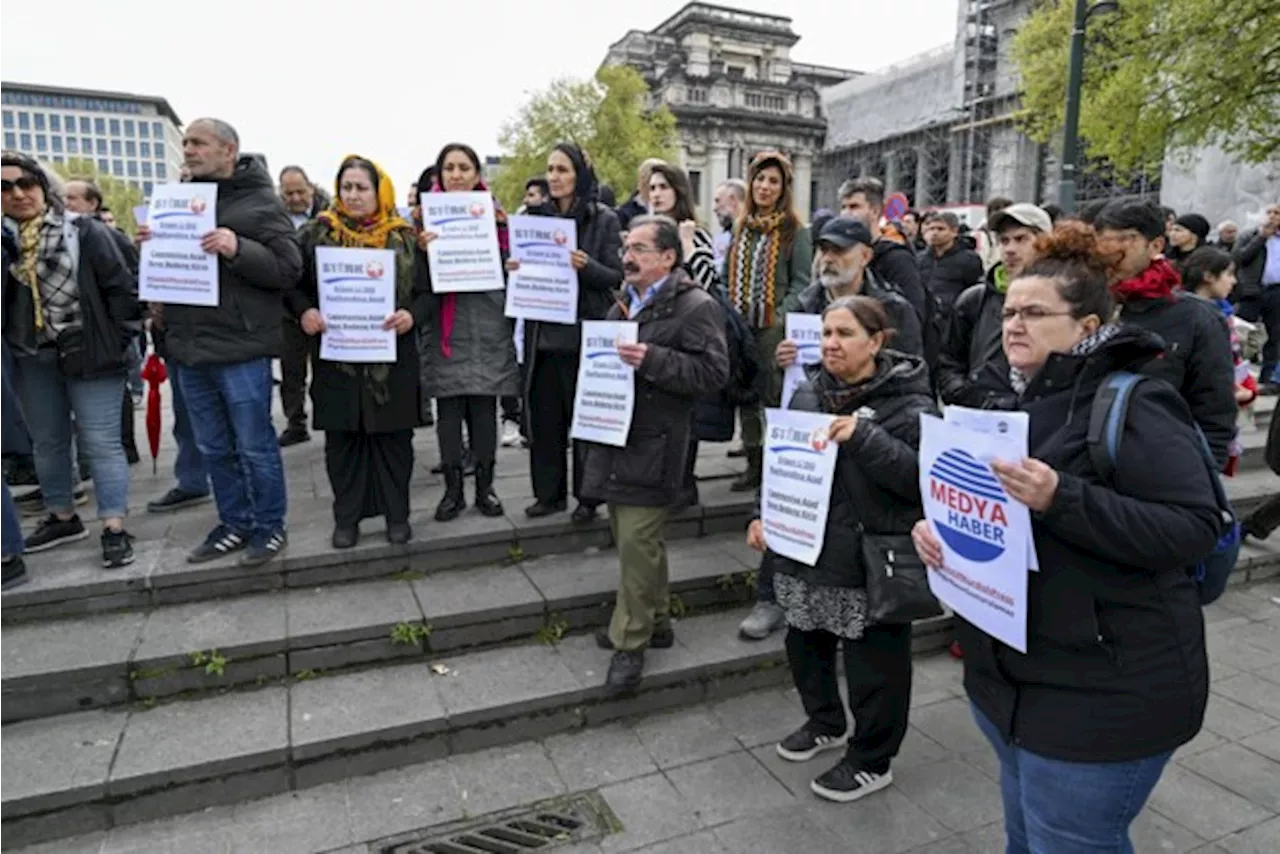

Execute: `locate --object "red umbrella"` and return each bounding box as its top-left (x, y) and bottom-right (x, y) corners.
top-left (140, 354), bottom-right (167, 475)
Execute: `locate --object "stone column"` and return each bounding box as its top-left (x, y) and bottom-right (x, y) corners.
top-left (792, 151), bottom-right (813, 219)
top-left (947, 137), bottom-right (966, 206)
top-left (708, 144), bottom-right (730, 231)
top-left (882, 150), bottom-right (899, 194)
top-left (915, 145), bottom-right (932, 207)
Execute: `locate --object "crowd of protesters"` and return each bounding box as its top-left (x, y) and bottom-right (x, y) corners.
top-left (3, 117), bottom-right (1278, 849)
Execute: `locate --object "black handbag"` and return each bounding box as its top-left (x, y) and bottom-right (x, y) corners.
top-left (860, 531), bottom-right (943, 625)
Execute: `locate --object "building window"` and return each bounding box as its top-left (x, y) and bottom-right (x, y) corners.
top-left (156, 162), bottom-right (167, 180)
top-left (154, 141), bottom-right (164, 160)
top-left (689, 170), bottom-right (702, 202)
top-left (35, 135), bottom-right (47, 152)
top-left (2, 110), bottom-right (13, 128)
top-left (112, 159), bottom-right (124, 176)
top-left (127, 161), bottom-right (138, 177)
top-left (141, 161), bottom-right (152, 178)
top-left (152, 121), bottom-right (163, 138)
top-left (50, 115), bottom-right (61, 132)
top-left (66, 115), bottom-right (76, 131)
top-left (140, 142), bottom-right (151, 158)
top-left (124, 120), bottom-right (135, 135)
top-left (80, 117), bottom-right (91, 133)
top-left (94, 117), bottom-right (105, 135)
top-left (96, 138), bottom-right (107, 155)
top-left (51, 136), bottom-right (62, 153)
top-left (111, 140), bottom-right (122, 156)
top-left (139, 122), bottom-right (149, 138)
top-left (67, 137), bottom-right (78, 154)
top-left (98, 158), bottom-right (109, 173)
top-left (19, 133), bottom-right (31, 150)
top-left (125, 141), bottom-right (136, 157)
top-left (52, 155), bottom-right (64, 164)
top-left (33, 114), bottom-right (45, 131)
top-left (109, 119), bottom-right (121, 136)
top-left (143, 181), bottom-right (153, 196)
top-left (82, 136), bottom-right (92, 151)
top-left (2, 132), bottom-right (14, 149)
top-left (18, 112), bottom-right (30, 130)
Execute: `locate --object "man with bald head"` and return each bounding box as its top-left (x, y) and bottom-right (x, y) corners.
top-left (137, 117), bottom-right (302, 567)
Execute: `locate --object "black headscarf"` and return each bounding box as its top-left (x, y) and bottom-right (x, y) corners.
top-left (550, 142), bottom-right (599, 225)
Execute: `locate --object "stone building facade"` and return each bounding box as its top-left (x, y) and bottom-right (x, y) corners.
top-left (602, 2), bottom-right (859, 224)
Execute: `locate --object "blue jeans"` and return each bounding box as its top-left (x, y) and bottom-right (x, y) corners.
top-left (972, 704), bottom-right (1172, 854)
top-left (176, 358), bottom-right (286, 535)
top-left (14, 349), bottom-right (130, 519)
top-left (2, 480), bottom-right (22, 556)
top-left (168, 361), bottom-right (210, 496)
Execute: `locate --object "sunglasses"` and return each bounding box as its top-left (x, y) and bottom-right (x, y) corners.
top-left (0, 176), bottom-right (40, 193)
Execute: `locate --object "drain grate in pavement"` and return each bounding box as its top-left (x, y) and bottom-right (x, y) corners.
top-left (377, 792), bottom-right (617, 854)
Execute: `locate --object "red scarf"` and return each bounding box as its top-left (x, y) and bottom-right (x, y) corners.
top-left (1110, 257), bottom-right (1181, 303)
top-left (427, 178), bottom-right (509, 357)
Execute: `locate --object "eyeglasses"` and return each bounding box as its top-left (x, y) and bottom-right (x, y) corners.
top-left (1001, 307), bottom-right (1074, 323)
top-left (618, 244), bottom-right (660, 260)
top-left (0, 176), bottom-right (40, 193)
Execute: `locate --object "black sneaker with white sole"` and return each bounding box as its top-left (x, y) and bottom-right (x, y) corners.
top-left (810, 761), bottom-right (893, 803)
top-left (101, 529), bottom-right (135, 569)
top-left (776, 724), bottom-right (850, 762)
top-left (240, 528), bottom-right (287, 567)
top-left (187, 526), bottom-right (250, 564)
top-left (24, 514), bottom-right (89, 553)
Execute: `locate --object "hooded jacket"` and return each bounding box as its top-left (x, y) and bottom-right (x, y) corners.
top-left (794, 267), bottom-right (923, 359)
top-left (162, 156), bottom-right (302, 366)
top-left (959, 325), bottom-right (1220, 763)
top-left (762, 352), bottom-right (936, 590)
top-left (936, 264), bottom-right (1015, 410)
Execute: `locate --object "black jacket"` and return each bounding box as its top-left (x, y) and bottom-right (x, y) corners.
top-left (615, 193), bottom-right (646, 232)
top-left (918, 243), bottom-right (984, 309)
top-left (163, 156), bottom-right (302, 366)
top-left (2, 214), bottom-right (139, 379)
top-left (959, 325), bottom-right (1220, 762)
top-left (764, 352), bottom-right (935, 590)
top-left (525, 201), bottom-right (623, 355)
top-left (1115, 291), bottom-right (1236, 468)
top-left (936, 266), bottom-right (1015, 410)
top-left (1233, 228), bottom-right (1275, 301)
top-left (581, 271), bottom-right (729, 507)
top-left (871, 238), bottom-right (928, 324)
top-left (794, 268), bottom-right (923, 358)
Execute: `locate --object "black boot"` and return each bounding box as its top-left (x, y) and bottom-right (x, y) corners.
top-left (434, 465), bottom-right (466, 522)
top-left (730, 447), bottom-right (762, 492)
top-left (1243, 494), bottom-right (1280, 540)
top-left (473, 461), bottom-right (504, 517)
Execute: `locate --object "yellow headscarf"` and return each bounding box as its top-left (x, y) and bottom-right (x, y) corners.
top-left (317, 154), bottom-right (412, 249)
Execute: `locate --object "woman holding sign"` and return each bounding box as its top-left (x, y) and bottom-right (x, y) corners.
top-left (513, 142), bottom-right (623, 522)
top-left (417, 143), bottom-right (519, 522)
top-left (289, 155), bottom-right (427, 549)
top-left (911, 224), bottom-right (1226, 852)
top-left (746, 295), bottom-right (933, 804)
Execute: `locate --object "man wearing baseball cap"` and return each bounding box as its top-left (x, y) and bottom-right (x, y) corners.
top-left (937, 202), bottom-right (1053, 411)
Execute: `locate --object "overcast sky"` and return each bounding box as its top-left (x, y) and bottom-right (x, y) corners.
top-left (2, 0), bottom-right (958, 193)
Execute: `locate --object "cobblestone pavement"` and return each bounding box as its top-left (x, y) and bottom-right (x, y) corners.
top-left (12, 579), bottom-right (1278, 854)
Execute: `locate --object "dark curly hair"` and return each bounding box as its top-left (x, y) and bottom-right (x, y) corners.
top-left (1020, 221), bottom-right (1114, 321)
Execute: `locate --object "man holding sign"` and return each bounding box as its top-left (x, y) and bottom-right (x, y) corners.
top-left (580, 215), bottom-right (728, 691)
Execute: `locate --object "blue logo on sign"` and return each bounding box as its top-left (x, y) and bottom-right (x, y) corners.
top-left (928, 449), bottom-right (1010, 563)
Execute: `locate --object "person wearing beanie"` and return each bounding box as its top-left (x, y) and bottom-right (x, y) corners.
top-left (1167, 213), bottom-right (1211, 268)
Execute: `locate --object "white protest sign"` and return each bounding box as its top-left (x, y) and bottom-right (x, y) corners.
top-left (315, 246), bottom-right (397, 364)
top-left (570, 321), bottom-right (638, 447)
top-left (919, 413), bottom-right (1029, 652)
top-left (943, 406), bottom-right (1038, 572)
top-left (504, 214), bottom-right (579, 325)
top-left (780, 313), bottom-right (823, 409)
top-left (139, 182), bottom-right (218, 306)
top-left (132, 204), bottom-right (148, 226)
top-left (421, 191), bottom-right (504, 293)
top-left (761, 408), bottom-right (839, 567)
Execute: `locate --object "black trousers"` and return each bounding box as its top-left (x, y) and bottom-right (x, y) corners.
top-left (280, 318), bottom-right (311, 432)
top-left (785, 622), bottom-right (913, 774)
top-left (325, 429), bottom-right (413, 525)
top-left (437, 396), bottom-right (497, 467)
top-left (528, 352), bottom-right (591, 505)
top-left (1260, 286), bottom-right (1280, 383)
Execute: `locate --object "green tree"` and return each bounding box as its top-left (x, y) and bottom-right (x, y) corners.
top-left (46, 158), bottom-right (146, 235)
top-left (493, 65), bottom-right (678, 211)
top-left (1011, 0), bottom-right (1279, 174)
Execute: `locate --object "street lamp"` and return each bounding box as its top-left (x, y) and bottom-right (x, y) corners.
top-left (1058, 0), bottom-right (1119, 213)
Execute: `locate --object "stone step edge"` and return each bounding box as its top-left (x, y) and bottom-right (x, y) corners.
top-left (0, 606), bottom-right (955, 846)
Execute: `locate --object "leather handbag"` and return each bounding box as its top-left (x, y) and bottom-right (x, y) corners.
top-left (861, 531), bottom-right (943, 625)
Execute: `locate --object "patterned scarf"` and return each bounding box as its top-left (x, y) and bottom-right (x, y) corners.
top-left (1009, 322), bottom-right (1124, 395)
top-left (12, 210), bottom-right (78, 342)
top-left (727, 211), bottom-right (786, 328)
top-left (426, 178), bottom-right (509, 358)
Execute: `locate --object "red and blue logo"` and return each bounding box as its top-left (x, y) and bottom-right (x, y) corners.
top-left (928, 449), bottom-right (1009, 562)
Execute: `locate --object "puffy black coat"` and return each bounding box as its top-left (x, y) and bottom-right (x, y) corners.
top-left (936, 267), bottom-right (1015, 410)
top-left (163, 156), bottom-right (302, 366)
top-left (763, 352), bottom-right (936, 590)
top-left (958, 325), bottom-right (1221, 763)
top-left (1115, 291), bottom-right (1236, 468)
top-left (581, 271), bottom-right (729, 507)
top-left (918, 243), bottom-right (984, 309)
top-left (794, 268), bottom-right (923, 358)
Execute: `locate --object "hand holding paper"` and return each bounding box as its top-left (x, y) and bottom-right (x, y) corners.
top-left (992, 459), bottom-right (1059, 512)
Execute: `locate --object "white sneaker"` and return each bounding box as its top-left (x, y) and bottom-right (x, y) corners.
top-left (501, 421), bottom-right (523, 448)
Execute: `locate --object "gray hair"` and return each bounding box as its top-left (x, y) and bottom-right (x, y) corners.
top-left (717, 178), bottom-right (746, 201)
top-left (190, 117), bottom-right (240, 147)
top-left (627, 214), bottom-right (684, 266)
top-left (1217, 219), bottom-right (1238, 231)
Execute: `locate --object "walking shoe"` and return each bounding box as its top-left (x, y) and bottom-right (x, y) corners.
top-left (187, 526), bottom-right (250, 564)
top-left (18, 488), bottom-right (88, 518)
top-left (332, 525), bottom-right (359, 550)
top-left (524, 499), bottom-right (566, 518)
top-left (473, 461), bottom-right (504, 517)
top-left (386, 522), bottom-right (413, 545)
top-left (2, 557), bottom-right (30, 590)
top-left (241, 529), bottom-right (288, 567)
top-left (101, 528), bottom-right (135, 569)
top-left (500, 421), bottom-right (523, 448)
top-left (278, 427), bottom-right (311, 448)
top-left (738, 601), bottom-right (785, 640)
top-left (146, 488), bottom-right (212, 514)
top-left (810, 761), bottom-right (893, 803)
top-left (435, 466), bottom-right (466, 522)
top-left (605, 649), bottom-right (645, 691)
top-left (596, 626), bottom-right (674, 650)
top-left (24, 514), bottom-right (89, 553)
top-left (730, 448), bottom-right (763, 492)
top-left (776, 724), bottom-right (849, 762)
top-left (571, 502), bottom-right (600, 524)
